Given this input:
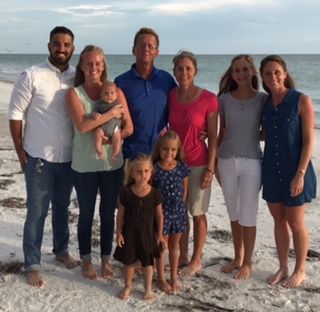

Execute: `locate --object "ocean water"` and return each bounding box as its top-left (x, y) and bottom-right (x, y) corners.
top-left (0, 53), bottom-right (319, 126)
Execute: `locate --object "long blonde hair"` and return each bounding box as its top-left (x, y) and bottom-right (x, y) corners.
top-left (74, 45), bottom-right (107, 87)
top-left (125, 155), bottom-right (154, 187)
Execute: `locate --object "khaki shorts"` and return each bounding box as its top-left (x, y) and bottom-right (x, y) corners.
top-left (187, 165), bottom-right (211, 216)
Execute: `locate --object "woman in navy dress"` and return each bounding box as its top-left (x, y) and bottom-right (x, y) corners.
top-left (260, 55), bottom-right (316, 288)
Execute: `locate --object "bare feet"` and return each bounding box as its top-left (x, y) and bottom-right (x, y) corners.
top-left (178, 257), bottom-right (189, 268)
top-left (180, 260), bottom-right (202, 276)
top-left (101, 260), bottom-right (113, 279)
top-left (233, 264), bottom-right (252, 280)
top-left (282, 271), bottom-right (305, 288)
top-left (82, 260), bottom-right (97, 280)
top-left (111, 152), bottom-right (120, 160)
top-left (157, 279), bottom-right (172, 294)
top-left (221, 259), bottom-right (242, 273)
top-left (144, 290), bottom-right (154, 303)
top-left (26, 271), bottom-right (45, 288)
top-left (117, 287), bottom-right (131, 300)
top-left (55, 254), bottom-right (79, 269)
top-left (267, 268), bottom-right (288, 286)
top-left (171, 277), bottom-right (181, 294)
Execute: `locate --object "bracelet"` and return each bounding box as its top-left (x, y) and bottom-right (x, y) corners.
top-left (205, 167), bottom-right (214, 174)
top-left (298, 168), bottom-right (306, 175)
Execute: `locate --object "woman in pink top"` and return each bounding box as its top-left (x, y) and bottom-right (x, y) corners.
top-left (169, 50), bottom-right (219, 275)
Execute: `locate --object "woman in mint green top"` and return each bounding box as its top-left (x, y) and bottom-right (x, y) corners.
top-left (66, 45), bottom-right (133, 280)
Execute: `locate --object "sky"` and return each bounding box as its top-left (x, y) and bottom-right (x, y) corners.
top-left (0, 0), bottom-right (319, 55)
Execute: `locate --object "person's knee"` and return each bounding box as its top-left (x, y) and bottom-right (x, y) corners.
top-left (272, 214), bottom-right (287, 227)
top-left (193, 214), bottom-right (206, 222)
top-left (287, 219), bottom-right (305, 233)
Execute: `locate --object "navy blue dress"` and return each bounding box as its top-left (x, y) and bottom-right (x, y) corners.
top-left (153, 162), bottom-right (189, 235)
top-left (261, 89), bottom-right (316, 206)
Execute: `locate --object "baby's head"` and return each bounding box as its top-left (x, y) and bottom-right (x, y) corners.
top-left (100, 80), bottom-right (117, 104)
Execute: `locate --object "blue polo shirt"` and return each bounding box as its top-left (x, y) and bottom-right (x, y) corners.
top-left (115, 64), bottom-right (176, 159)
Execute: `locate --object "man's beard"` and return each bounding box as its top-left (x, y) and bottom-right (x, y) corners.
top-left (49, 51), bottom-right (72, 66)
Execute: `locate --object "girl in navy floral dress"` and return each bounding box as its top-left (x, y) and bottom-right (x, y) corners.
top-left (152, 130), bottom-right (189, 294)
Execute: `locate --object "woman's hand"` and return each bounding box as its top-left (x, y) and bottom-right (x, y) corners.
top-left (290, 171), bottom-right (305, 197)
top-left (201, 168), bottom-right (214, 189)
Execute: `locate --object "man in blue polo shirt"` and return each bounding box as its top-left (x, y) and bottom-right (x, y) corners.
top-left (115, 27), bottom-right (176, 159)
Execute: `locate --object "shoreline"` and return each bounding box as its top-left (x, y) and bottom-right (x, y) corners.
top-left (1, 79), bottom-right (319, 130)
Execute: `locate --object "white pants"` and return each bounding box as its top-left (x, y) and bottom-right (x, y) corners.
top-left (218, 157), bottom-right (261, 226)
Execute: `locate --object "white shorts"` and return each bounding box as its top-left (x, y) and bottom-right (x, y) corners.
top-left (218, 157), bottom-right (261, 226)
top-left (187, 165), bottom-right (211, 217)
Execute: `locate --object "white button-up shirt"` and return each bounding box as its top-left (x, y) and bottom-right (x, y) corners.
top-left (8, 59), bottom-right (75, 163)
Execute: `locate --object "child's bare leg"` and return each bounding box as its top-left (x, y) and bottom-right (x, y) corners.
top-left (156, 236), bottom-right (172, 294)
top-left (111, 131), bottom-right (122, 160)
top-left (94, 127), bottom-right (105, 158)
top-left (169, 233), bottom-right (182, 293)
top-left (118, 264), bottom-right (135, 300)
top-left (101, 257), bottom-right (113, 279)
top-left (179, 214), bottom-right (190, 267)
top-left (26, 271), bottom-right (46, 288)
top-left (142, 265), bottom-right (154, 302)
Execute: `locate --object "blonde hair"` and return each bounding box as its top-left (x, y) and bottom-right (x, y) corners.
top-left (102, 80), bottom-right (117, 89)
top-left (152, 130), bottom-right (184, 163)
top-left (74, 45), bottom-right (107, 87)
top-left (125, 155), bottom-right (154, 186)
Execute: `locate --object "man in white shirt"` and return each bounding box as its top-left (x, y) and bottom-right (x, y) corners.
top-left (8, 26), bottom-right (77, 288)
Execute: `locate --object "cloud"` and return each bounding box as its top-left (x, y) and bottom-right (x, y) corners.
top-left (52, 4), bottom-right (122, 17)
top-left (150, 0), bottom-right (276, 15)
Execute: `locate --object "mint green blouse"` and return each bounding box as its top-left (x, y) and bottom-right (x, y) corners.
top-left (71, 85), bottom-right (123, 173)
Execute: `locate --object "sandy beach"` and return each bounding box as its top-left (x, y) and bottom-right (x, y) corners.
top-left (0, 80), bottom-right (319, 311)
